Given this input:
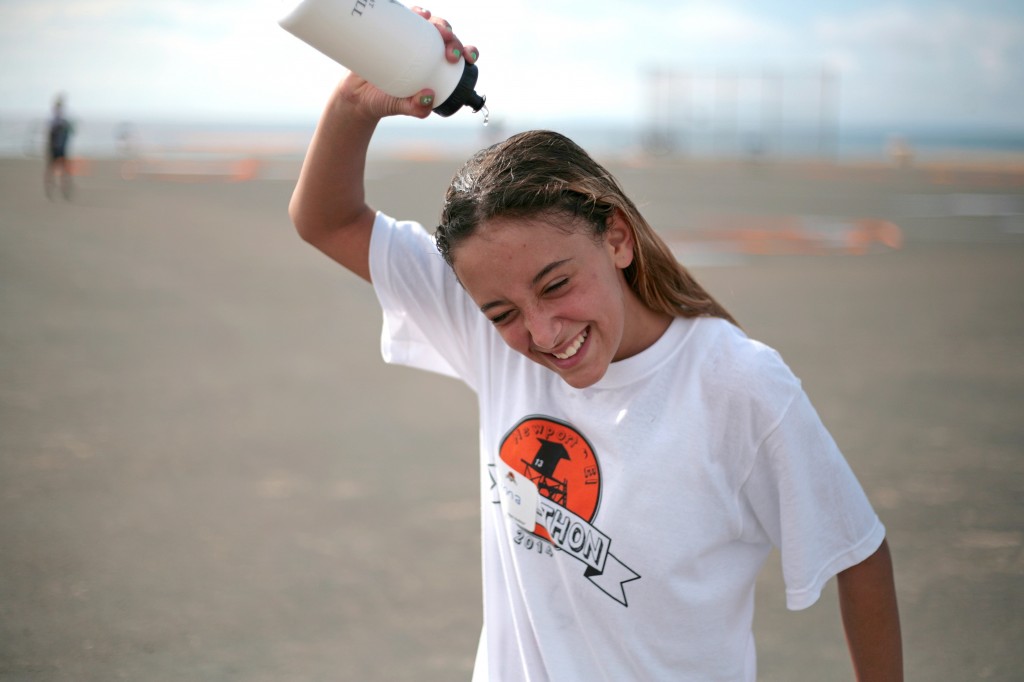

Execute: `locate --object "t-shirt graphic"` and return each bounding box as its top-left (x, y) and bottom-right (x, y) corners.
top-left (495, 415), bottom-right (640, 606)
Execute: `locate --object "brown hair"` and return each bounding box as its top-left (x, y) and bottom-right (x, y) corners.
top-left (436, 130), bottom-right (736, 326)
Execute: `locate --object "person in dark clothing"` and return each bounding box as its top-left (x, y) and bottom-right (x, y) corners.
top-left (45, 95), bottom-right (74, 200)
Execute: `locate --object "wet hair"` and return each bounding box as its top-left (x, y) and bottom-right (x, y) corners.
top-left (436, 130), bottom-right (737, 325)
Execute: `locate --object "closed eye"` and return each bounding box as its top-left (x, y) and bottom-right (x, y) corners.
top-left (544, 278), bottom-right (569, 295)
top-left (489, 309), bottom-right (515, 325)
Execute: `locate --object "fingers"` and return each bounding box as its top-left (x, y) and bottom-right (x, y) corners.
top-left (431, 17), bottom-right (463, 62)
top-left (383, 84), bottom-right (434, 120)
top-left (403, 90), bottom-right (435, 119)
top-left (338, 72), bottom-right (432, 120)
top-left (374, 89), bottom-right (434, 120)
top-left (382, 85), bottom-right (436, 119)
top-left (411, 7), bottom-right (479, 64)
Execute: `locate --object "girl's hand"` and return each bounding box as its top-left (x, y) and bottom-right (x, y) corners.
top-left (339, 6), bottom-right (479, 121)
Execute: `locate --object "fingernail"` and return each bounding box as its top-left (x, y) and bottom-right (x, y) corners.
top-left (452, 48), bottom-right (461, 59)
top-left (470, 50), bottom-right (478, 61)
top-left (420, 95), bottom-right (434, 107)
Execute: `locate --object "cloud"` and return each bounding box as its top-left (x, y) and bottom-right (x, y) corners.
top-left (0, 0), bottom-right (341, 118)
top-left (1, 0), bottom-right (1021, 128)
top-left (811, 5), bottom-right (1024, 125)
top-left (661, 5), bottom-right (791, 49)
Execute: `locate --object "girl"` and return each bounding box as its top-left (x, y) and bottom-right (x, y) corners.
top-left (288, 9), bottom-right (902, 680)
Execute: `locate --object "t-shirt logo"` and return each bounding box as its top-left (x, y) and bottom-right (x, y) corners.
top-left (499, 417), bottom-right (601, 541)
top-left (497, 416), bottom-right (640, 606)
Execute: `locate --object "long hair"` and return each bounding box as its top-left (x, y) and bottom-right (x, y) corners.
top-left (436, 130), bottom-right (737, 326)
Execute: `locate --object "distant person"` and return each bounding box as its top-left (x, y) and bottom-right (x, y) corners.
top-left (116, 121), bottom-right (138, 158)
top-left (886, 135), bottom-right (914, 169)
top-left (45, 95), bottom-right (74, 200)
top-left (288, 8), bottom-right (903, 681)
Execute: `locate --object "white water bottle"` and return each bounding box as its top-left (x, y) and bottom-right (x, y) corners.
top-left (279, 0), bottom-right (485, 117)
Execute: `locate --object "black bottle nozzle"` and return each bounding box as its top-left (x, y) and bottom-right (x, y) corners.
top-left (434, 61), bottom-right (486, 117)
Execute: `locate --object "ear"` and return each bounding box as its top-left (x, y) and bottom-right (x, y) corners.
top-left (604, 208), bottom-right (636, 269)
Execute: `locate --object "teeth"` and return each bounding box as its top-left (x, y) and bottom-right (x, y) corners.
top-left (553, 330), bottom-right (588, 360)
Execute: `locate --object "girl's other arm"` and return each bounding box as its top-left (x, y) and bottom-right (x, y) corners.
top-left (837, 538), bottom-right (904, 681)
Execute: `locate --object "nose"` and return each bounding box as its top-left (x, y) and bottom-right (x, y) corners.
top-left (522, 305), bottom-right (562, 352)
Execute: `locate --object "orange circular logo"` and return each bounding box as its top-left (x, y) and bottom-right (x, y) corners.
top-left (499, 416), bottom-right (601, 540)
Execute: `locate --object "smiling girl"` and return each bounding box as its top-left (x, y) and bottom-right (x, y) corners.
top-left (288, 8), bottom-right (902, 681)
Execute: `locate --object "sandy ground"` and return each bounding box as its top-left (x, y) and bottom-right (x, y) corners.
top-left (1, 151), bottom-right (1022, 681)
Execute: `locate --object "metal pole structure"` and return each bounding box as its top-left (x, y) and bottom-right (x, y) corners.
top-left (818, 66), bottom-right (840, 161)
top-left (760, 69), bottom-right (784, 159)
top-left (714, 70), bottom-right (737, 157)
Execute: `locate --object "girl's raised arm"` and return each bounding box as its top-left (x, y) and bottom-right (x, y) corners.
top-left (288, 8), bottom-right (477, 282)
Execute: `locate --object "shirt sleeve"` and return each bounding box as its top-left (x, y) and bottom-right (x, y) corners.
top-left (368, 211), bottom-right (482, 389)
top-left (741, 387), bottom-right (885, 611)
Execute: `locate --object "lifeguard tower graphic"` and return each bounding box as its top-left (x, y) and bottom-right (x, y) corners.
top-left (497, 415), bottom-right (602, 531)
top-left (497, 416), bottom-right (638, 606)
top-left (523, 439), bottom-right (570, 507)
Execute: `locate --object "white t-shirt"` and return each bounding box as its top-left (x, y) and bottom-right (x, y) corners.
top-left (369, 212), bottom-right (885, 681)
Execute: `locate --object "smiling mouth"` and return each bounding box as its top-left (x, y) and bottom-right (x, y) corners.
top-left (551, 329), bottom-right (588, 360)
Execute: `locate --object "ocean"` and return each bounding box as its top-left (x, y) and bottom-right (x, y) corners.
top-left (3, 114), bottom-right (1023, 164)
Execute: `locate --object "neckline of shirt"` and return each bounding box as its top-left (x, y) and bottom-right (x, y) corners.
top-left (587, 316), bottom-right (699, 390)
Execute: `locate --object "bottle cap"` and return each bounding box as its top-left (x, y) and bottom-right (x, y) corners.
top-left (434, 61), bottom-right (486, 117)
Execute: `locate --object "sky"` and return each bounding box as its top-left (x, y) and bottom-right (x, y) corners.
top-left (1, 0), bottom-right (1022, 132)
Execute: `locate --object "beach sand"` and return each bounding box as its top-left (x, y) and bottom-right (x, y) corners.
top-left (1, 153), bottom-right (1022, 680)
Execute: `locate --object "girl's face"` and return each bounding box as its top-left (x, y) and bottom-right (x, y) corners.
top-left (451, 211), bottom-right (671, 389)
